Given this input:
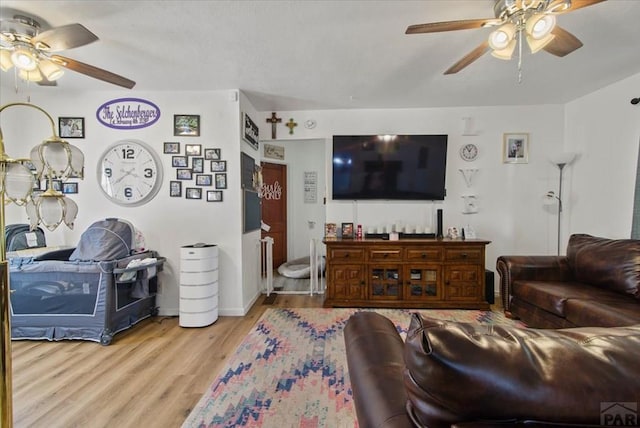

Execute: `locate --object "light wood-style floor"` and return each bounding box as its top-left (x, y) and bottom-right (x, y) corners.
top-left (10, 292), bottom-right (324, 428)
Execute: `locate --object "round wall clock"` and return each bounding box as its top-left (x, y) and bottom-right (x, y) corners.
top-left (97, 140), bottom-right (163, 206)
top-left (460, 143), bottom-right (479, 162)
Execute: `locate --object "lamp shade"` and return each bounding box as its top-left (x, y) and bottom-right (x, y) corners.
top-left (526, 33), bottom-right (555, 54)
top-left (526, 14), bottom-right (556, 40)
top-left (38, 59), bottom-right (64, 81)
top-left (0, 50), bottom-right (13, 72)
top-left (10, 46), bottom-right (38, 71)
top-left (2, 162), bottom-right (35, 205)
top-left (26, 192), bottom-right (78, 231)
top-left (550, 152), bottom-right (577, 165)
top-left (30, 139), bottom-right (84, 180)
top-left (491, 39), bottom-right (517, 60)
top-left (18, 67), bottom-right (43, 82)
top-left (489, 23), bottom-right (516, 50)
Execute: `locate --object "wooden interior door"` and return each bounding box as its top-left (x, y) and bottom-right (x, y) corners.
top-left (261, 162), bottom-right (287, 271)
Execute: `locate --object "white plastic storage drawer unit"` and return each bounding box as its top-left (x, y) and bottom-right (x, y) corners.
top-left (179, 244), bottom-right (218, 327)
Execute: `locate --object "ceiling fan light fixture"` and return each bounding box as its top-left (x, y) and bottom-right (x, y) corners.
top-left (0, 50), bottom-right (14, 72)
top-left (18, 67), bottom-right (43, 82)
top-left (546, 0), bottom-right (572, 13)
top-left (526, 14), bottom-right (556, 39)
top-left (488, 23), bottom-right (516, 50)
top-left (10, 45), bottom-right (38, 71)
top-left (526, 32), bottom-right (556, 53)
top-left (491, 39), bottom-right (517, 60)
top-left (38, 59), bottom-right (64, 81)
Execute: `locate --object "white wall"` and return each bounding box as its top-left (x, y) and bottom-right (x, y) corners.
top-left (565, 73), bottom-right (640, 240)
top-left (255, 105), bottom-right (567, 275)
top-left (0, 89), bottom-right (249, 316)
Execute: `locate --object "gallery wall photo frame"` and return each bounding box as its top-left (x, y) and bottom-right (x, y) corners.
top-left (169, 180), bottom-right (182, 197)
top-left (211, 160), bottom-right (227, 172)
top-left (186, 187), bottom-right (202, 200)
top-left (503, 133), bottom-right (530, 164)
top-left (58, 117), bottom-right (85, 139)
top-left (62, 182), bottom-right (78, 194)
top-left (207, 190), bottom-right (223, 202)
top-left (204, 148), bottom-right (221, 160)
top-left (164, 142), bottom-right (180, 154)
top-left (243, 112), bottom-right (259, 151)
top-left (192, 157), bottom-right (204, 173)
top-left (196, 174), bottom-right (213, 186)
top-left (174, 114), bottom-right (200, 136)
top-left (215, 173), bottom-right (227, 189)
top-left (172, 156), bottom-right (188, 168)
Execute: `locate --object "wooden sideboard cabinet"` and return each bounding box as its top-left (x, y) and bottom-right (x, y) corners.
top-left (323, 238), bottom-right (491, 309)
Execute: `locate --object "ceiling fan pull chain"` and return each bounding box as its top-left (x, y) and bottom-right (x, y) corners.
top-left (517, 26), bottom-right (523, 83)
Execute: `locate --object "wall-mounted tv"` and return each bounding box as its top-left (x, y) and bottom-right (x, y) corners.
top-left (332, 134), bottom-right (448, 201)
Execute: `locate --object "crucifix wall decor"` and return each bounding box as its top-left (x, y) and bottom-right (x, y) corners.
top-left (266, 112), bottom-right (282, 139)
top-left (286, 118), bottom-right (297, 135)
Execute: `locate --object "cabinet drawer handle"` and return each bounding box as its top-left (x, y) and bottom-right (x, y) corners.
top-left (460, 253), bottom-right (468, 258)
top-left (421, 253), bottom-right (427, 259)
top-left (344, 253), bottom-right (350, 258)
top-left (383, 253), bottom-right (388, 258)
top-left (360, 281), bottom-right (365, 285)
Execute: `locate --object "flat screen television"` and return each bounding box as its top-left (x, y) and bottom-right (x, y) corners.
top-left (332, 134), bottom-right (448, 200)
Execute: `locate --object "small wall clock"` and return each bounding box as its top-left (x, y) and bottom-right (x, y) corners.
top-left (460, 143), bottom-right (479, 162)
top-left (97, 140), bottom-right (163, 206)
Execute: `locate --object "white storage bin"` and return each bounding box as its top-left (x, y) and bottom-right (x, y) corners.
top-left (179, 244), bottom-right (219, 327)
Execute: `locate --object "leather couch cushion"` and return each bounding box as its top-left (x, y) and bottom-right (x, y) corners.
top-left (566, 234), bottom-right (640, 299)
top-left (564, 298), bottom-right (640, 327)
top-left (511, 280), bottom-right (621, 317)
top-left (403, 313), bottom-right (640, 428)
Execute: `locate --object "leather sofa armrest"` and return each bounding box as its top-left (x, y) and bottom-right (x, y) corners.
top-left (344, 312), bottom-right (414, 428)
top-left (496, 255), bottom-right (571, 315)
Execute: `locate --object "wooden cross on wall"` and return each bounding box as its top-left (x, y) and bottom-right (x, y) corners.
top-left (286, 118), bottom-right (297, 135)
top-left (266, 112), bottom-right (282, 139)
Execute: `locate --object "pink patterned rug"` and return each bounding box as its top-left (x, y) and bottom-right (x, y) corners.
top-left (182, 308), bottom-right (524, 428)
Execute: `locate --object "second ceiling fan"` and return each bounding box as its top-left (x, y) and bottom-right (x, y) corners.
top-left (406, 0), bottom-right (606, 75)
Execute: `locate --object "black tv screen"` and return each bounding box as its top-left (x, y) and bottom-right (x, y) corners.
top-left (332, 134), bottom-right (448, 200)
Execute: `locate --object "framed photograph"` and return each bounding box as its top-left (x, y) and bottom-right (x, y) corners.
top-left (176, 168), bottom-right (193, 180)
top-left (196, 174), bottom-right (212, 186)
top-left (163, 142), bottom-right (180, 154)
top-left (243, 112), bottom-right (259, 151)
top-left (172, 155), bottom-right (188, 168)
top-left (169, 180), bottom-right (182, 197)
top-left (192, 157), bottom-right (204, 173)
top-left (211, 160), bottom-right (227, 172)
top-left (185, 144), bottom-right (202, 156)
top-left (204, 148), bottom-right (221, 160)
top-left (325, 223), bottom-right (337, 239)
top-left (174, 114), bottom-right (200, 136)
top-left (503, 133), bottom-right (529, 164)
top-left (185, 187), bottom-right (202, 200)
top-left (215, 173), bottom-right (227, 189)
top-left (341, 222), bottom-right (354, 239)
top-left (62, 182), bottom-right (78, 194)
top-left (207, 190), bottom-right (223, 202)
top-left (58, 117), bottom-right (84, 138)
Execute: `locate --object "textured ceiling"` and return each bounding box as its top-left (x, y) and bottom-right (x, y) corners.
top-left (1, 0), bottom-right (639, 111)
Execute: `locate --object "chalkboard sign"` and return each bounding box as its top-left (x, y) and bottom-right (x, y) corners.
top-left (241, 152), bottom-right (255, 189)
top-left (243, 189), bottom-right (261, 233)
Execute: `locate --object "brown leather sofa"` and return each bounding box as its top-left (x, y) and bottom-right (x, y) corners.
top-left (496, 234), bottom-right (640, 328)
top-left (344, 311), bottom-right (640, 427)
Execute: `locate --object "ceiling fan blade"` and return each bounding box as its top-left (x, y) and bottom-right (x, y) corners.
top-left (555, 0), bottom-right (607, 13)
top-left (543, 26), bottom-right (583, 57)
top-left (406, 18), bottom-right (500, 34)
top-left (50, 54), bottom-right (136, 89)
top-left (444, 40), bottom-right (490, 74)
top-left (32, 23), bottom-right (98, 52)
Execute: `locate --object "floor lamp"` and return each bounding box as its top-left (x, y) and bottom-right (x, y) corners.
top-left (0, 102), bottom-right (84, 427)
top-left (546, 153), bottom-right (577, 255)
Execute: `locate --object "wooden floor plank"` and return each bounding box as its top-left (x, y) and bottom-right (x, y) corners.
top-left (9, 293), bottom-right (324, 428)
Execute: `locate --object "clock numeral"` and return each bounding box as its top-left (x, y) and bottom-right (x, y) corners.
top-left (105, 167), bottom-right (112, 177)
top-left (124, 187), bottom-right (133, 198)
top-left (144, 168), bottom-right (153, 178)
top-left (121, 148), bottom-right (135, 159)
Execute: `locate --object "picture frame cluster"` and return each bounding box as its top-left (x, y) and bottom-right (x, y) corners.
top-left (164, 141), bottom-right (227, 202)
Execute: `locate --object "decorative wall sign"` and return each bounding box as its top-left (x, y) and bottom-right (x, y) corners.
top-left (96, 98), bottom-right (160, 130)
top-left (243, 112), bottom-right (259, 150)
top-left (264, 143), bottom-right (284, 160)
top-left (304, 171), bottom-right (317, 204)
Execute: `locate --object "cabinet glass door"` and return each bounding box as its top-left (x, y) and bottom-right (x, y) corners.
top-left (369, 266), bottom-right (400, 300)
top-left (404, 265), bottom-right (441, 301)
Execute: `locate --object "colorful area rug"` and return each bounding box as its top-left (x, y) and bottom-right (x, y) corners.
top-left (182, 308), bottom-right (524, 428)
